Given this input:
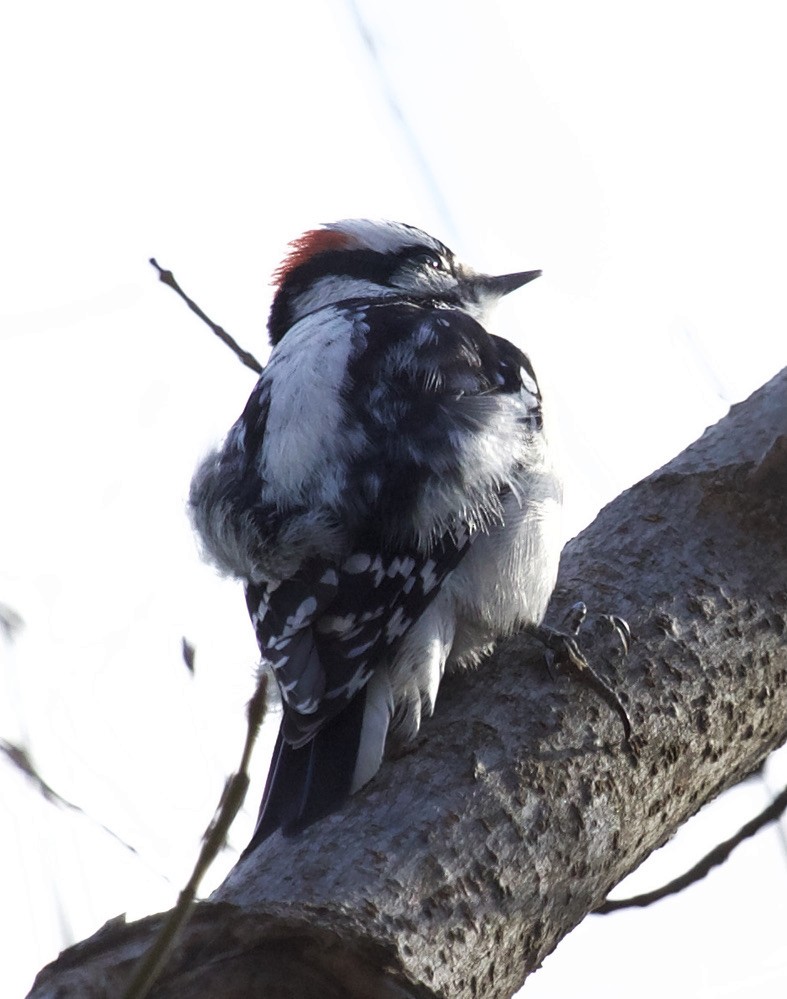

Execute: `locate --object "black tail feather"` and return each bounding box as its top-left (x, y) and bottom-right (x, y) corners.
top-left (241, 685), bottom-right (369, 857)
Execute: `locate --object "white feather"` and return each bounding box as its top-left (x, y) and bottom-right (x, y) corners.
top-left (260, 308), bottom-right (364, 508)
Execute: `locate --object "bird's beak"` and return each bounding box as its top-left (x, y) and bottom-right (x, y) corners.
top-left (475, 269), bottom-right (542, 298)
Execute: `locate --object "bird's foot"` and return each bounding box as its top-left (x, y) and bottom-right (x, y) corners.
top-left (533, 602), bottom-right (639, 759)
top-left (561, 601), bottom-right (631, 657)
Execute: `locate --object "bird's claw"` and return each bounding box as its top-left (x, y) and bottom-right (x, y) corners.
top-left (563, 600), bottom-right (588, 637)
top-left (600, 613), bottom-right (631, 656)
top-left (533, 613), bottom-right (637, 759)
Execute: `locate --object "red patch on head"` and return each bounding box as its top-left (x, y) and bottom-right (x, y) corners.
top-left (272, 228), bottom-right (356, 287)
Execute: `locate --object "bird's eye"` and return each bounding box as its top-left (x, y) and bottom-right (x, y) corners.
top-left (412, 251), bottom-right (445, 272)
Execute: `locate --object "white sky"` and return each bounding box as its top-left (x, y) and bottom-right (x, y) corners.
top-left (1, 2), bottom-right (785, 996)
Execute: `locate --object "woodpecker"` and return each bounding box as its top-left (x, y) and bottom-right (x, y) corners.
top-left (190, 220), bottom-right (562, 852)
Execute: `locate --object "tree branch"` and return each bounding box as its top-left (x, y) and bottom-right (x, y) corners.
top-left (596, 781), bottom-right (787, 912)
top-left (28, 369), bottom-right (787, 999)
top-left (120, 678), bottom-right (270, 999)
top-left (149, 259), bottom-right (263, 374)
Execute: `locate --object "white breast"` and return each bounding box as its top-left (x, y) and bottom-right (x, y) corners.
top-left (445, 479), bottom-right (563, 666)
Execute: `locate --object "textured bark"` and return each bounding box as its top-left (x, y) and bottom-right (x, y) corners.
top-left (29, 369), bottom-right (787, 999)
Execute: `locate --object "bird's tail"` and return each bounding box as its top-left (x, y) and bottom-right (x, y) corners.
top-left (242, 671), bottom-right (393, 856)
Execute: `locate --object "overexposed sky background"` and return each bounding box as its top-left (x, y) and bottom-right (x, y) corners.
top-left (2, 2), bottom-right (786, 996)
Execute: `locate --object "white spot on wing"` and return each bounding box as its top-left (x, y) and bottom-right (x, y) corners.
top-left (385, 606), bottom-right (413, 642)
top-left (325, 664), bottom-right (373, 700)
top-left (343, 553), bottom-right (372, 573)
top-left (316, 612), bottom-right (359, 634)
top-left (347, 637), bottom-right (378, 659)
top-left (420, 559), bottom-right (438, 594)
top-left (285, 596), bottom-right (317, 630)
top-left (291, 696), bottom-right (320, 714)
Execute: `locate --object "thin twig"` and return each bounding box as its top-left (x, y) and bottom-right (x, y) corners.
top-left (595, 782), bottom-right (787, 913)
top-left (0, 602), bottom-right (24, 640)
top-left (0, 739), bottom-right (162, 874)
top-left (122, 675), bottom-right (269, 999)
top-left (149, 258), bottom-right (263, 374)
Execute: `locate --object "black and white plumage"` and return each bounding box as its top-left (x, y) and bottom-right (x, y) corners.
top-left (189, 219), bottom-right (562, 852)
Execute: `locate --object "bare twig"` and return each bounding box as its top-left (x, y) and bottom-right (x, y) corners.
top-left (595, 782), bottom-right (787, 913)
top-left (149, 258), bottom-right (263, 374)
top-left (122, 675), bottom-right (269, 999)
top-left (0, 602), bottom-right (24, 640)
top-left (181, 636), bottom-right (196, 674)
top-left (0, 739), bottom-right (158, 870)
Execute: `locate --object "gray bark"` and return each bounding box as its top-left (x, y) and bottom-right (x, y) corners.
top-left (28, 368), bottom-right (787, 999)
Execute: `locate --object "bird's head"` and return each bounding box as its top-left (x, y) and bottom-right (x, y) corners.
top-left (267, 219), bottom-right (540, 344)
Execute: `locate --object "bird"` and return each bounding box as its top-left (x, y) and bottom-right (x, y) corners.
top-left (189, 219), bottom-right (562, 853)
